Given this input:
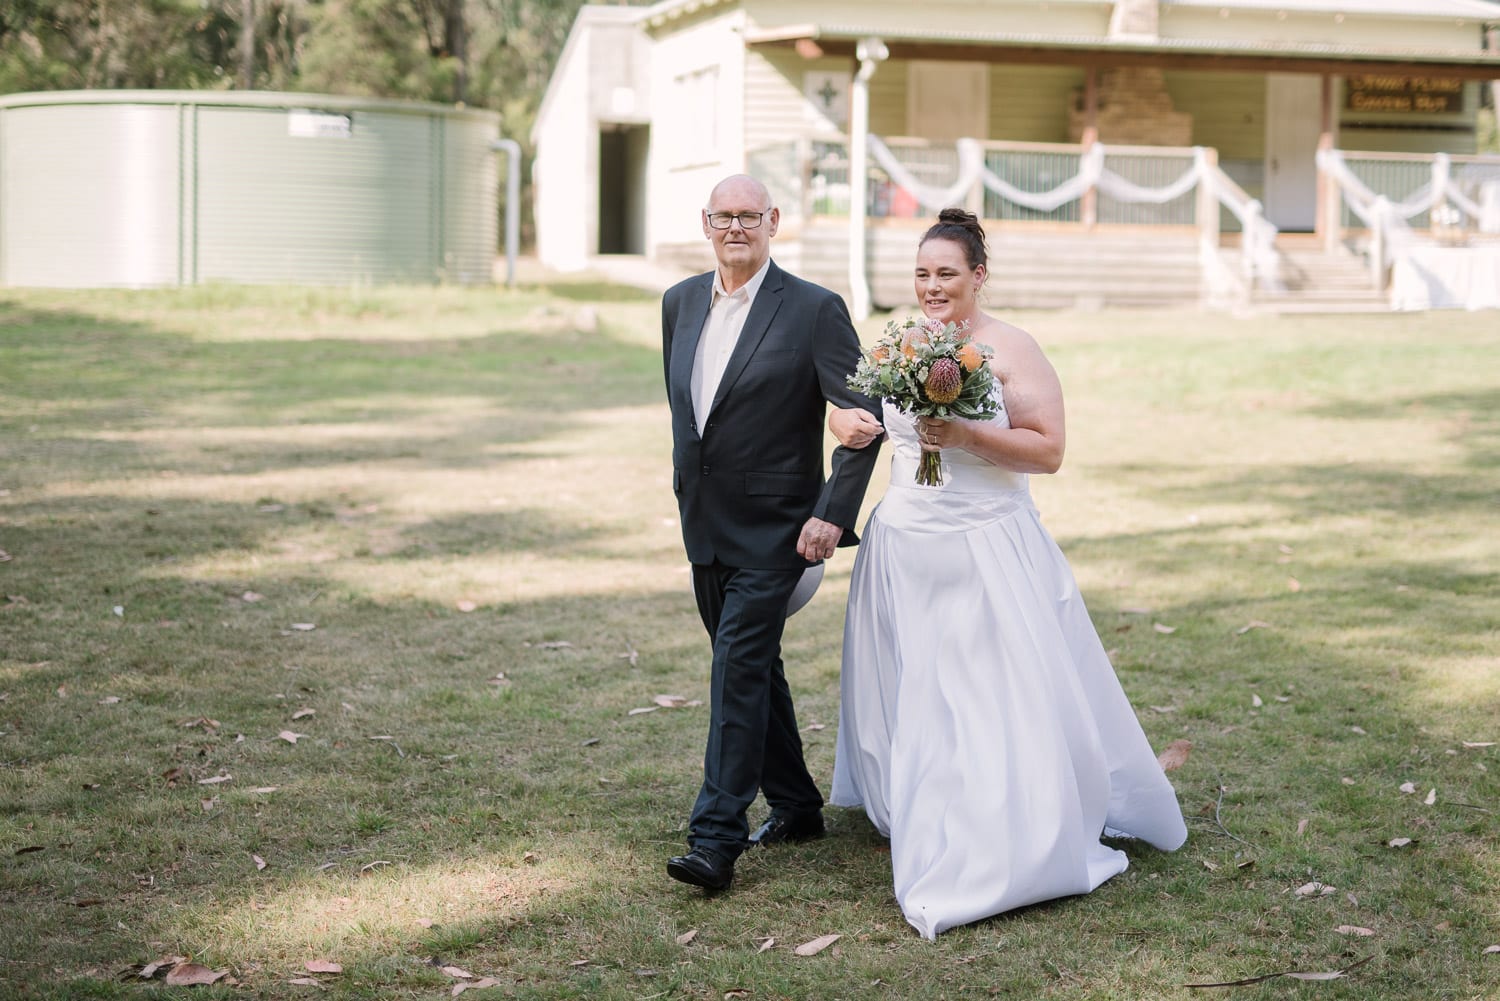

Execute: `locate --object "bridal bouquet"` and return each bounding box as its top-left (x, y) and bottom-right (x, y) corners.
top-left (846, 317), bottom-right (1001, 486)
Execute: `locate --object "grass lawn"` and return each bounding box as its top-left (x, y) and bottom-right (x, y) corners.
top-left (0, 284), bottom-right (1497, 1000)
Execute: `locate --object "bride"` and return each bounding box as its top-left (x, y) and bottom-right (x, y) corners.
top-left (827, 208), bottom-right (1187, 940)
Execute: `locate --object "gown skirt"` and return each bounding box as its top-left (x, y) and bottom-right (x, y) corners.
top-left (830, 401), bottom-right (1188, 940)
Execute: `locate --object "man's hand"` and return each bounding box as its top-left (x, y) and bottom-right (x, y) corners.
top-left (796, 517), bottom-right (843, 562)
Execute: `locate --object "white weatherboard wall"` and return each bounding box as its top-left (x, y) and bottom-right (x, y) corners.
top-left (647, 9), bottom-right (749, 256)
top-left (533, 17), bottom-right (597, 272)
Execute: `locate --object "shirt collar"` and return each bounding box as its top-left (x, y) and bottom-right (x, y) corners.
top-left (712, 257), bottom-right (771, 305)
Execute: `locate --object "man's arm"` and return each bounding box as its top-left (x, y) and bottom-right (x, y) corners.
top-left (807, 291), bottom-right (882, 541)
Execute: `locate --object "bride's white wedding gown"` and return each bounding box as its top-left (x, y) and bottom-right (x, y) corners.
top-left (830, 394), bottom-right (1188, 940)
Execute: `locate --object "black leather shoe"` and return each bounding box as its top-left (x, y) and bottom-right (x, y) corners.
top-left (667, 847), bottom-right (734, 892)
top-left (748, 810), bottom-right (825, 847)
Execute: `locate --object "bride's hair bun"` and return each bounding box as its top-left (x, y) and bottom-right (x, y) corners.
top-left (923, 208), bottom-right (989, 272)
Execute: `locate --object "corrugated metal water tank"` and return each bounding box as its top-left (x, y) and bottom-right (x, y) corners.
top-left (0, 90), bottom-right (501, 287)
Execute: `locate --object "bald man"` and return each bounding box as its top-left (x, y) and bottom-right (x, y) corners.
top-left (661, 174), bottom-right (883, 892)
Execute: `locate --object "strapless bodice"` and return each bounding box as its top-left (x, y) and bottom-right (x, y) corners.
top-left (877, 395), bottom-right (1033, 533)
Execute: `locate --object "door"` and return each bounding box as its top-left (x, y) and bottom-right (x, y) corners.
top-left (598, 125), bottom-right (648, 255)
top-left (906, 61), bottom-right (989, 141)
top-left (1264, 74), bottom-right (1323, 231)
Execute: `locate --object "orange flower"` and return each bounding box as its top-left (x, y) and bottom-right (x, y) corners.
top-left (872, 344), bottom-right (891, 362)
top-left (900, 328), bottom-right (928, 359)
top-left (956, 342), bottom-right (984, 373)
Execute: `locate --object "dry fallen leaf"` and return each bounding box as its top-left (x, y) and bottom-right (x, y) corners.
top-left (1296, 819), bottom-right (1309, 836)
top-left (1294, 881), bottom-right (1336, 897)
top-left (627, 706), bottom-right (658, 716)
top-left (452, 978), bottom-right (501, 995)
top-left (534, 641), bottom-right (572, 649)
top-left (197, 774), bottom-right (232, 786)
top-left (99, 696), bottom-right (121, 705)
top-left (653, 694), bottom-right (690, 708)
top-left (440, 965), bottom-right (474, 979)
top-left (756, 937), bottom-right (775, 953)
top-left (724, 990), bottom-right (752, 1000)
top-left (1388, 837), bottom-right (1412, 848)
top-left (1287, 576), bottom-right (1302, 592)
top-left (675, 929), bottom-right (698, 946)
top-left (1251, 693), bottom-right (1264, 708)
top-left (456, 600), bottom-right (478, 612)
top-left (252, 854), bottom-right (267, 870)
top-left (1202, 860), bottom-right (1219, 871)
top-left (291, 708), bottom-right (316, 720)
top-left (278, 731), bottom-right (307, 744)
top-left (1400, 782), bottom-right (1416, 794)
top-left (1157, 739), bottom-right (1192, 772)
top-left (1483, 944), bottom-right (1500, 954)
top-left (1462, 741), bottom-right (1496, 749)
top-left (1341, 777), bottom-right (1356, 785)
top-left (304, 959), bottom-right (342, 974)
top-left (165, 963), bottom-right (227, 986)
top-left (1152, 623), bottom-right (1176, 634)
top-left (1425, 788), bottom-right (1437, 805)
top-left (793, 934), bottom-right (841, 957)
top-left (1350, 725), bottom-right (1367, 735)
top-left (1234, 620), bottom-right (1271, 635)
top-left (1335, 925), bottom-right (1376, 937)
top-left (1150, 705), bottom-right (1178, 714)
top-left (287, 977), bottom-right (323, 986)
top-left (289, 623), bottom-right (317, 631)
top-left (241, 591), bottom-right (264, 602)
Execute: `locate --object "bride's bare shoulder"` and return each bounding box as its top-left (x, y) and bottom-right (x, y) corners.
top-left (972, 314), bottom-right (1041, 356)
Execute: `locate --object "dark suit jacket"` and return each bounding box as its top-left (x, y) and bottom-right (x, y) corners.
top-left (663, 260), bottom-right (882, 571)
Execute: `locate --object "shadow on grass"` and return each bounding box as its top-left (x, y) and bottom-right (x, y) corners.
top-left (0, 300), bottom-right (662, 474)
top-left (1309, 386), bottom-right (1500, 469)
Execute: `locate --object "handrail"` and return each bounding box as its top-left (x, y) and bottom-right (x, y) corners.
top-left (756, 134), bottom-right (1288, 298)
top-left (1317, 147), bottom-right (1500, 290)
top-left (860, 136), bottom-right (1281, 295)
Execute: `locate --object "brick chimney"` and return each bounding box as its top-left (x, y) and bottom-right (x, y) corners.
top-left (1069, 68), bottom-right (1194, 146)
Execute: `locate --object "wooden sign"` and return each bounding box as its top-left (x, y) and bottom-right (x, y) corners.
top-left (1345, 75), bottom-right (1464, 114)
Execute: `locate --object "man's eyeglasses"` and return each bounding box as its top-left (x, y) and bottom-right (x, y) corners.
top-left (706, 211), bottom-right (766, 230)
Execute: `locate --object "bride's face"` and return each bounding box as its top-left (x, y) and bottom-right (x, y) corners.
top-left (915, 238), bottom-right (984, 324)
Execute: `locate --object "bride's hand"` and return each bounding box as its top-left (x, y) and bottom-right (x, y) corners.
top-left (916, 416), bottom-right (963, 453)
top-left (829, 407), bottom-right (884, 448)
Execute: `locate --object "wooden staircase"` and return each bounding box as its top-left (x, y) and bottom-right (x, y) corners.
top-left (795, 222), bottom-right (1206, 311)
top-left (1246, 237), bottom-right (1390, 314)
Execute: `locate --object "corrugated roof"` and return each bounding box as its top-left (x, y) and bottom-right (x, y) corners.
top-left (1163, 0), bottom-right (1500, 18)
top-left (794, 23), bottom-right (1500, 64)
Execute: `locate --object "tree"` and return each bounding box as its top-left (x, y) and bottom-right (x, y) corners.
top-left (0, 0), bottom-right (241, 92)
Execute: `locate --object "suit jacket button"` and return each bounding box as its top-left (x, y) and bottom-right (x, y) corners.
top-left (702, 465), bottom-right (710, 475)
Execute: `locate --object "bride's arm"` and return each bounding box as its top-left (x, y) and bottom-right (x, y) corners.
top-left (829, 407), bottom-right (884, 449)
top-left (916, 325), bottom-right (1065, 474)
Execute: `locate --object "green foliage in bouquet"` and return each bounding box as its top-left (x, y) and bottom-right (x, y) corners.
top-left (846, 317), bottom-right (1002, 485)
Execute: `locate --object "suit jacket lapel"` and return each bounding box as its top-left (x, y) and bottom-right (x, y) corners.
top-left (709, 261), bottom-right (784, 415)
top-left (670, 274), bottom-right (715, 417)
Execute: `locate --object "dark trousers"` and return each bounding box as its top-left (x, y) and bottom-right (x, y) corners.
top-left (688, 562), bottom-right (824, 858)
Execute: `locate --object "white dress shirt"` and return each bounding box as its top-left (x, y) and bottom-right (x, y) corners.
top-left (691, 258), bottom-right (771, 431)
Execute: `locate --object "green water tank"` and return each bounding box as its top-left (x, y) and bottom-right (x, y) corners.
top-left (0, 90), bottom-right (500, 287)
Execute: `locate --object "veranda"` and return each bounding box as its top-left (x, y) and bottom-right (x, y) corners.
top-left (746, 135), bottom-right (1500, 312)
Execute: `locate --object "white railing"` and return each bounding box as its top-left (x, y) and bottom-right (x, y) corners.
top-left (754, 135), bottom-right (1284, 299)
top-left (1318, 148), bottom-right (1500, 288)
